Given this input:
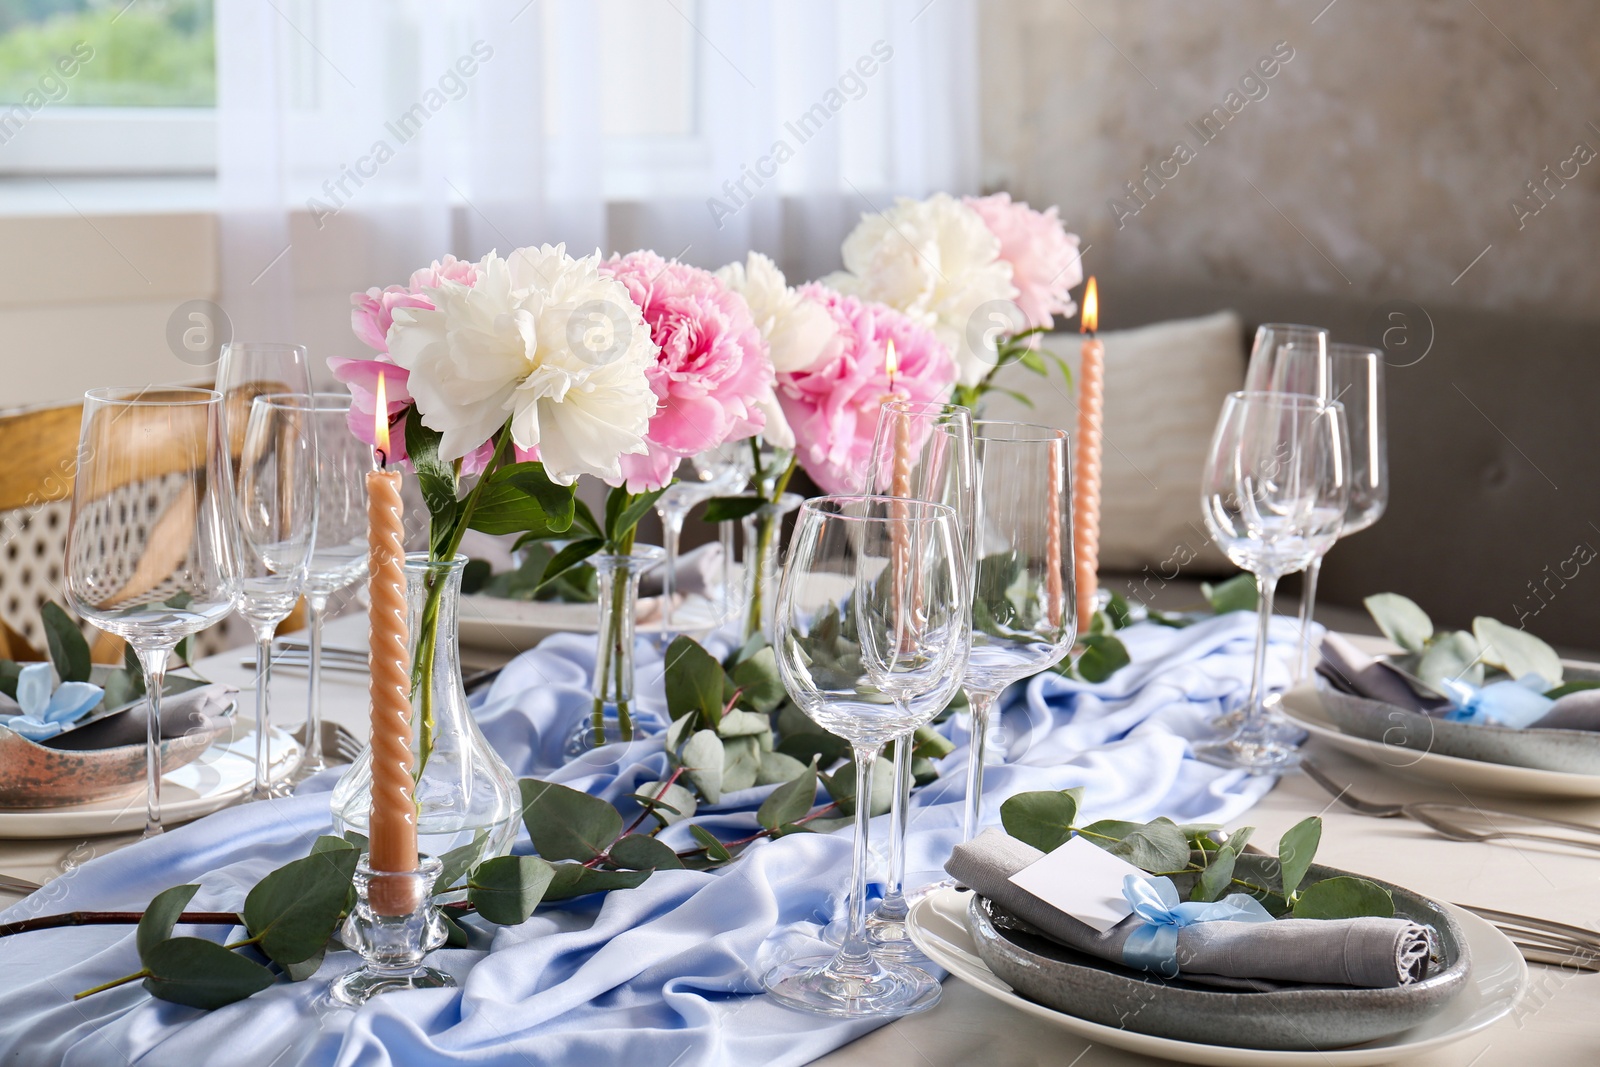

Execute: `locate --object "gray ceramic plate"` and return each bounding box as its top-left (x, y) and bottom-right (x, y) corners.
top-left (966, 857), bottom-right (1470, 1052)
top-left (1316, 680), bottom-right (1600, 775)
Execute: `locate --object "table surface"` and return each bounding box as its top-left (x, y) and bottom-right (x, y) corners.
top-left (4, 619), bottom-right (1595, 1066)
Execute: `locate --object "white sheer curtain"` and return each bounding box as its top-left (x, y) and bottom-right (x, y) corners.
top-left (215, 0), bottom-right (980, 369)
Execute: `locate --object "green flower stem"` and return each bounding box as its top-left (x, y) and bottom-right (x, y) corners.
top-left (743, 455), bottom-right (797, 642)
top-left (594, 524), bottom-right (638, 746)
top-left (75, 970), bottom-right (149, 999)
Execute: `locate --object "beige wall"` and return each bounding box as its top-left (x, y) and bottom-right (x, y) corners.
top-left (980, 0), bottom-right (1600, 318)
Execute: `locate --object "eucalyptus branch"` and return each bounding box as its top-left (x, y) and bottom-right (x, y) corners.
top-left (0, 911), bottom-right (240, 939)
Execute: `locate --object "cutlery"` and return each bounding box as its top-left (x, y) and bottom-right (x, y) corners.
top-left (0, 873), bottom-right (42, 894)
top-left (241, 653), bottom-right (369, 674)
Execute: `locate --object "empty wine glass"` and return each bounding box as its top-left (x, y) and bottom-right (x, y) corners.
top-left (225, 394), bottom-right (318, 798)
top-left (856, 400), bottom-right (974, 959)
top-left (764, 496), bottom-right (966, 1018)
top-left (64, 388), bottom-right (236, 836)
top-left (293, 393), bottom-right (370, 781)
top-left (654, 442), bottom-right (753, 642)
top-left (960, 422), bottom-right (1078, 842)
top-left (1243, 323), bottom-right (1330, 396)
top-left (1193, 392), bottom-right (1348, 774)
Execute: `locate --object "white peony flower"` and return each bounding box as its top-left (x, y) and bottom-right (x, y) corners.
top-left (388, 244), bottom-right (659, 485)
top-left (824, 193), bottom-right (1019, 388)
top-left (714, 252), bottom-right (837, 450)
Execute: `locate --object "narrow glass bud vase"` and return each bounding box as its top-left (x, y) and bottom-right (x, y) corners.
top-left (329, 855), bottom-right (452, 1006)
top-left (575, 545), bottom-right (665, 752)
top-left (741, 493), bottom-right (802, 642)
top-left (333, 555), bottom-right (520, 871)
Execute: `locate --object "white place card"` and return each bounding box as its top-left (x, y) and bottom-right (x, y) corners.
top-left (1007, 835), bottom-right (1152, 933)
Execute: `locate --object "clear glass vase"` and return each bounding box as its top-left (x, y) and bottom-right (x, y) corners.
top-left (332, 554), bottom-right (520, 872)
top-left (571, 545), bottom-right (665, 753)
top-left (741, 493), bottom-right (802, 642)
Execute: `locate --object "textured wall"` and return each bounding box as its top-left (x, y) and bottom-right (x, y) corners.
top-left (980, 0), bottom-right (1600, 316)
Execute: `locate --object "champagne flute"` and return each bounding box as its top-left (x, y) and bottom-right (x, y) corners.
top-left (1193, 392), bottom-right (1348, 774)
top-left (226, 394), bottom-right (318, 798)
top-left (856, 400), bottom-right (974, 959)
top-left (292, 393), bottom-right (370, 781)
top-left (64, 388), bottom-right (235, 836)
top-left (959, 422), bottom-right (1078, 843)
top-left (764, 496), bottom-right (966, 1018)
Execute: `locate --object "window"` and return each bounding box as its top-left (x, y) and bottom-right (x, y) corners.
top-left (0, 0), bottom-right (215, 175)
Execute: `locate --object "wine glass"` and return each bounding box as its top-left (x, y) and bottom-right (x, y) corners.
top-left (959, 422), bottom-right (1078, 843)
top-left (292, 393), bottom-right (371, 781)
top-left (1192, 392), bottom-right (1348, 774)
top-left (1243, 323), bottom-right (1330, 396)
top-left (764, 496), bottom-right (966, 1018)
top-left (856, 400), bottom-right (974, 959)
top-left (225, 394), bottom-right (318, 798)
top-left (64, 388), bottom-right (236, 836)
top-left (654, 442), bottom-right (753, 642)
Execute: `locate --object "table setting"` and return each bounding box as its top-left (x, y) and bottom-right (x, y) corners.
top-left (1, 189), bottom-right (1596, 1067)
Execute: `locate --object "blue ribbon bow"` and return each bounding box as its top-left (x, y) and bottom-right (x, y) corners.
top-left (1120, 875), bottom-right (1275, 976)
top-left (1439, 673), bottom-right (1554, 729)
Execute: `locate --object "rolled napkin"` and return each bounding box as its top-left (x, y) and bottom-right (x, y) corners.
top-left (1317, 633), bottom-right (1445, 713)
top-left (947, 828), bottom-right (1432, 989)
top-left (1534, 687), bottom-right (1600, 731)
top-left (43, 683), bottom-right (238, 751)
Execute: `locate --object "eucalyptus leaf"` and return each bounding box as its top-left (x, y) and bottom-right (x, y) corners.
top-left (1191, 849), bottom-right (1237, 903)
top-left (1276, 816), bottom-right (1322, 900)
top-left (1364, 593), bottom-right (1433, 653)
top-left (756, 750), bottom-right (809, 786)
top-left (721, 735), bottom-right (762, 793)
top-left (283, 948), bottom-right (326, 982)
top-left (999, 790), bottom-right (1079, 853)
top-left (0, 660), bottom-right (20, 699)
top-left (1201, 573), bottom-right (1258, 615)
top-left (433, 832), bottom-right (489, 895)
top-left (910, 724), bottom-right (955, 760)
top-left (820, 757), bottom-right (894, 817)
top-left (1473, 616), bottom-right (1563, 688)
top-left (757, 764), bottom-right (818, 830)
top-left (689, 824), bottom-right (734, 863)
top-left (142, 937), bottom-right (276, 1009)
top-left (439, 913), bottom-right (470, 949)
top-left (729, 647), bottom-right (785, 713)
top-left (542, 862), bottom-right (651, 902)
top-left (520, 779), bottom-right (624, 862)
top-left (1075, 633), bottom-right (1131, 683)
top-left (41, 602), bottom-right (91, 683)
top-left (1086, 818), bottom-right (1191, 874)
top-left (137, 884), bottom-right (202, 963)
top-left (1290, 876), bottom-right (1395, 920)
top-left (776, 730), bottom-right (851, 769)
top-left (716, 709), bottom-right (772, 738)
top-left (1417, 630), bottom-right (1483, 690)
top-left (608, 834), bottom-right (684, 872)
top-left (663, 637), bottom-right (726, 728)
top-left (467, 855), bottom-right (556, 925)
top-left (241, 847), bottom-right (360, 966)
top-left (633, 781), bottom-right (698, 825)
top-left (682, 730), bottom-right (725, 804)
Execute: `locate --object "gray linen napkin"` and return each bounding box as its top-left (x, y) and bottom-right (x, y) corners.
top-left (1317, 633), bottom-right (1446, 713)
top-left (948, 828), bottom-right (1432, 989)
top-left (44, 683), bottom-right (238, 750)
top-left (1533, 688), bottom-right (1600, 731)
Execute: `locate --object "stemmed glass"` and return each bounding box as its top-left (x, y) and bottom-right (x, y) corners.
top-left (1243, 323), bottom-right (1330, 396)
top-left (959, 422), bottom-right (1078, 842)
top-left (64, 388), bottom-right (236, 836)
top-left (856, 400), bottom-right (974, 958)
top-left (653, 442), bottom-right (753, 642)
top-left (1192, 392), bottom-right (1348, 774)
top-left (292, 393), bottom-right (370, 781)
top-left (765, 496), bottom-right (967, 1018)
top-left (225, 394), bottom-right (318, 798)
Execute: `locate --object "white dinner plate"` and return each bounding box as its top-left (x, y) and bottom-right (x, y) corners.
top-left (907, 886), bottom-right (1526, 1067)
top-left (1280, 686), bottom-right (1600, 799)
top-left (459, 592), bottom-right (732, 654)
top-left (0, 725), bottom-right (301, 839)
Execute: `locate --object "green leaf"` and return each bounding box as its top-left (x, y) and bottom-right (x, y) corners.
top-left (730, 646), bottom-right (786, 713)
top-left (467, 855), bottom-right (555, 925)
top-left (1291, 876), bottom-right (1395, 920)
top-left (283, 948), bottom-right (326, 982)
top-left (632, 781), bottom-right (698, 826)
top-left (538, 538), bottom-right (605, 592)
top-left (716, 709), bottom-right (772, 738)
top-left (433, 832), bottom-right (488, 895)
top-left (604, 486), bottom-right (668, 545)
top-left (689, 825), bottom-right (734, 863)
top-left (310, 835), bottom-right (357, 855)
top-left (568, 497), bottom-right (603, 538)
top-left (776, 730), bottom-right (851, 770)
top-left (342, 830), bottom-right (370, 851)
top-left (721, 735), bottom-right (763, 793)
top-left (702, 496), bottom-right (766, 523)
top-left (1547, 680), bottom-right (1600, 699)
top-left (608, 834), bottom-right (685, 872)
top-left (142, 937), bottom-right (276, 1009)
top-left (1364, 593), bottom-right (1434, 653)
top-left (241, 847), bottom-right (360, 966)
top-left (137, 884), bottom-right (203, 963)
top-left (1074, 633), bottom-right (1131, 683)
top-left (542, 862), bottom-right (652, 902)
top-left (910, 725), bottom-right (955, 760)
top-left (758, 763), bottom-right (818, 830)
top-left (40, 602), bottom-right (91, 684)
top-left (1085, 818), bottom-right (1191, 873)
top-left (0, 660), bottom-right (21, 699)
top-left (1191, 849), bottom-right (1237, 903)
top-left (1105, 592), bottom-right (1134, 631)
top-left (682, 730), bottom-right (725, 804)
top-left (820, 757), bottom-right (894, 817)
top-left (757, 750), bottom-right (810, 786)
top-left (1201, 573), bottom-right (1259, 615)
top-left (519, 779), bottom-right (624, 862)
top-left (1416, 630), bottom-right (1483, 690)
top-left (439, 913), bottom-right (470, 949)
top-left (664, 637), bottom-right (727, 728)
top-left (404, 411), bottom-right (460, 553)
top-left (999, 791), bottom-right (1079, 853)
top-left (490, 461), bottom-right (576, 532)
top-left (1277, 816), bottom-right (1322, 900)
top-left (1222, 825), bottom-right (1255, 855)
top-left (1473, 616), bottom-right (1564, 688)
top-left (466, 479), bottom-right (568, 537)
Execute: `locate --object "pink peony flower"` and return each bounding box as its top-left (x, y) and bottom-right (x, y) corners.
top-left (327, 356), bottom-right (496, 473)
top-left (964, 193), bottom-right (1081, 331)
top-left (781, 285), bottom-right (958, 494)
top-left (600, 250), bottom-right (775, 492)
top-left (350, 254), bottom-right (480, 355)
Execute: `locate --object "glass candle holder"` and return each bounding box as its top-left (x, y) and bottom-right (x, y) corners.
top-left (329, 854), bottom-right (453, 1006)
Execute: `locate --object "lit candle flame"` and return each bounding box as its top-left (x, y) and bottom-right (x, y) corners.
top-left (885, 339), bottom-right (899, 390)
top-left (374, 371), bottom-right (390, 469)
top-left (1080, 276), bottom-right (1098, 335)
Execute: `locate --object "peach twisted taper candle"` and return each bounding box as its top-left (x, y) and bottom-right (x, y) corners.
top-left (1073, 277), bottom-right (1104, 628)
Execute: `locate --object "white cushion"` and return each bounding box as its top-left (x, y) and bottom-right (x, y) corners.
top-left (982, 309), bottom-right (1243, 575)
